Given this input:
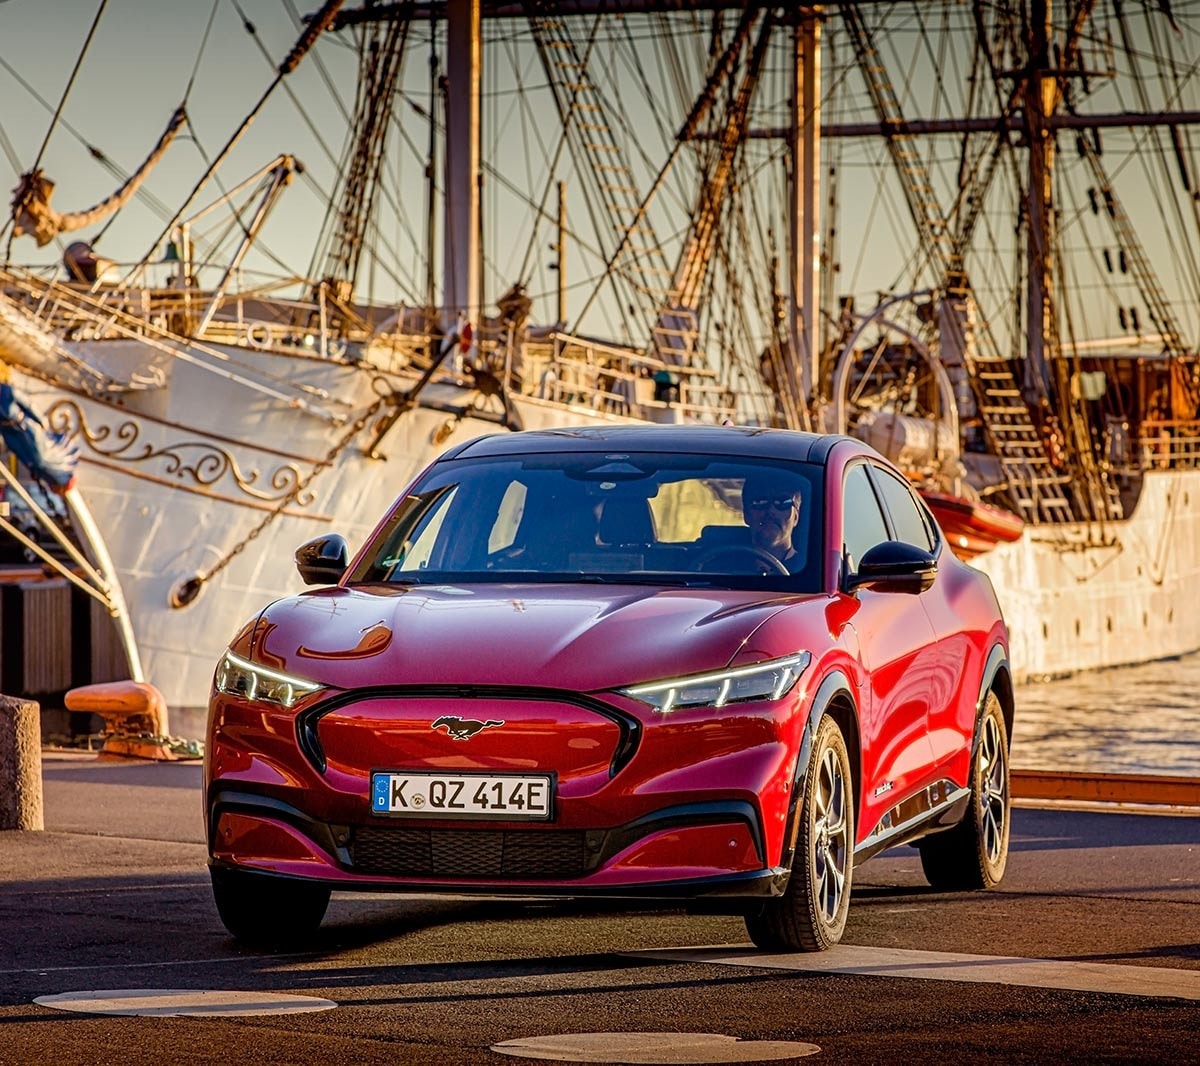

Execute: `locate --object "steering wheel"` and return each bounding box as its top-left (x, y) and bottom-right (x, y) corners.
top-left (696, 544), bottom-right (790, 576)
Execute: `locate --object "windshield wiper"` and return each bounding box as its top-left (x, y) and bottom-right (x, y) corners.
top-left (570, 573), bottom-right (712, 587)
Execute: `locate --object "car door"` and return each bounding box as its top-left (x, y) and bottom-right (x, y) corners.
top-left (840, 461), bottom-right (938, 837)
top-left (870, 466), bottom-right (981, 775)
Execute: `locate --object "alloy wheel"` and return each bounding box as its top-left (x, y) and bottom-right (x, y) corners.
top-left (978, 710), bottom-right (1008, 865)
top-left (813, 745), bottom-right (850, 922)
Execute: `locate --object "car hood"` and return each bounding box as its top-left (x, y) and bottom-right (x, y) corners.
top-left (250, 583), bottom-right (820, 692)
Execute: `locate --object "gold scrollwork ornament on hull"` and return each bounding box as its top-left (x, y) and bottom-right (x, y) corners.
top-left (45, 400), bottom-right (314, 505)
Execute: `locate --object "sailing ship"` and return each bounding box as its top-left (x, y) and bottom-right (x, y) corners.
top-left (1, 1), bottom-right (1199, 715)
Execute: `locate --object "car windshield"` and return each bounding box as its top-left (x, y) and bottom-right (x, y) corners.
top-left (350, 451), bottom-right (825, 592)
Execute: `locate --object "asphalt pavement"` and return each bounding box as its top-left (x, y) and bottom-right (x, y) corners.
top-left (0, 753), bottom-right (1197, 1065)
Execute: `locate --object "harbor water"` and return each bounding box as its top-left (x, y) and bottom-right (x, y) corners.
top-left (1012, 652), bottom-right (1200, 776)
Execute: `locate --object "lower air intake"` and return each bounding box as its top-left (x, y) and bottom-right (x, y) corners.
top-left (352, 827), bottom-right (588, 879)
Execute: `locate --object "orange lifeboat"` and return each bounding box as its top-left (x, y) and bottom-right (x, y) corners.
top-left (920, 491), bottom-right (1025, 562)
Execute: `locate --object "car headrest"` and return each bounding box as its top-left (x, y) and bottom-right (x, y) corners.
top-left (598, 496), bottom-right (654, 547)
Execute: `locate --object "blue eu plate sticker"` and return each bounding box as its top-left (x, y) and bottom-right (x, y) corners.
top-left (372, 774), bottom-right (389, 811)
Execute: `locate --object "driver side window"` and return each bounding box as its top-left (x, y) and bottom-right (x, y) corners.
top-left (390, 489), bottom-right (457, 572)
top-left (842, 464), bottom-right (890, 572)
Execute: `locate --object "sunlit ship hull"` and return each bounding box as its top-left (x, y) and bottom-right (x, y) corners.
top-left (971, 468), bottom-right (1200, 681)
top-left (9, 345), bottom-right (641, 713)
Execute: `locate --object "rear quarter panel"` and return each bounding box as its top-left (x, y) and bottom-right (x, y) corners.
top-left (919, 549), bottom-right (1009, 787)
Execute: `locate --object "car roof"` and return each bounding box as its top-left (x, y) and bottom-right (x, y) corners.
top-left (442, 425), bottom-right (865, 464)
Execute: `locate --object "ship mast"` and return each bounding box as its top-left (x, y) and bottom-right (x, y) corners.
top-left (336, 0), bottom-right (787, 359)
top-left (790, 8), bottom-right (822, 429)
top-left (443, 0), bottom-right (482, 343)
top-left (1023, 0), bottom-right (1055, 404)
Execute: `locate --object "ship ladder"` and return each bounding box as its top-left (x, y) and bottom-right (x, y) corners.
top-left (969, 352), bottom-right (1075, 523)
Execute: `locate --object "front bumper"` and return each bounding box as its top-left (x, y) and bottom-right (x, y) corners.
top-left (206, 680), bottom-right (811, 896)
top-left (207, 787), bottom-right (790, 898)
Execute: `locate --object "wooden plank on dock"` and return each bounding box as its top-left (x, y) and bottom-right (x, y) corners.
top-left (1011, 768), bottom-right (1200, 808)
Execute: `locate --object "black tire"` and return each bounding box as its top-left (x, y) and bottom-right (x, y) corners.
top-left (918, 691), bottom-right (1010, 890)
top-left (210, 866), bottom-right (330, 945)
top-left (745, 716), bottom-right (854, 952)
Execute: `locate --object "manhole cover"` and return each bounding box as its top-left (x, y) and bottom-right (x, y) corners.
top-left (34, 989), bottom-right (337, 1018)
top-left (491, 1033), bottom-right (820, 1063)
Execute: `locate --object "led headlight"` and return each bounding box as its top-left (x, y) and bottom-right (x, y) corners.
top-left (618, 651), bottom-right (811, 714)
top-left (214, 649), bottom-right (322, 709)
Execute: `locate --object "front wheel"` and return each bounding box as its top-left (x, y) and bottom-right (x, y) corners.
top-left (210, 866), bottom-right (330, 945)
top-left (918, 690), bottom-right (1010, 890)
top-left (745, 715), bottom-right (854, 952)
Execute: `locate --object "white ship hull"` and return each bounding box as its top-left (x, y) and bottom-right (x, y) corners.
top-left (11, 346), bottom-right (639, 714)
top-left (18, 350), bottom-right (1200, 709)
top-left (973, 468), bottom-right (1200, 683)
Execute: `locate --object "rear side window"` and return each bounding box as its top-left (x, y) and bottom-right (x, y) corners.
top-left (872, 468), bottom-right (936, 552)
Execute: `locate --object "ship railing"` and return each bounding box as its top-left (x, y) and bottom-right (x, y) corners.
top-left (204, 288), bottom-right (375, 358)
top-left (0, 265), bottom-right (347, 421)
top-left (0, 266), bottom-right (222, 351)
top-left (514, 330), bottom-right (735, 424)
top-left (0, 266), bottom-right (206, 339)
top-left (1132, 418), bottom-right (1200, 471)
top-left (5, 266), bottom-right (737, 423)
top-left (0, 266), bottom-right (371, 356)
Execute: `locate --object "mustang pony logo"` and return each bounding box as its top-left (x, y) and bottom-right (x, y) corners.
top-left (432, 715), bottom-right (505, 741)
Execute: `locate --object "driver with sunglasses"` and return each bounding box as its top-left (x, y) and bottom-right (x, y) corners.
top-left (741, 476), bottom-right (802, 569)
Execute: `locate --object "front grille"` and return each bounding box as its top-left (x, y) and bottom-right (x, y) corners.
top-left (352, 826), bottom-right (588, 880)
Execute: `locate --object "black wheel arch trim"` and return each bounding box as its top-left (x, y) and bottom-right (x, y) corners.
top-left (974, 642), bottom-right (1014, 757)
top-left (779, 667), bottom-right (856, 871)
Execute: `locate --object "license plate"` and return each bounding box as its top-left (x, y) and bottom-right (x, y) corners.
top-left (370, 771), bottom-right (553, 821)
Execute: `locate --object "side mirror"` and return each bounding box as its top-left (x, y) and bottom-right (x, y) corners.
top-left (845, 540), bottom-right (936, 595)
top-left (295, 534), bottom-right (350, 585)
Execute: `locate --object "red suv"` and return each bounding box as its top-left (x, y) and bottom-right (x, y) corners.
top-left (205, 426), bottom-right (1012, 951)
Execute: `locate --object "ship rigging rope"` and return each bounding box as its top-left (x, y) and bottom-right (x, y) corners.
top-left (494, 25), bottom-right (624, 303)
top-left (115, 0), bottom-right (221, 256)
top-left (241, 4), bottom-right (453, 305)
top-left (226, 0), bottom-right (422, 298)
top-left (0, 55), bottom-right (180, 239)
top-left (25, 0), bottom-right (108, 186)
top-left (232, 0), bottom-right (344, 174)
top-left (1099, 7), bottom-right (1195, 303)
top-left (578, 18), bottom-right (692, 336)
top-left (389, 51), bottom-right (621, 306)
top-left (121, 0), bottom-right (346, 292)
top-left (2, 0), bottom-right (107, 261)
top-left (513, 17), bottom-right (581, 288)
top-left (1112, 2), bottom-right (1200, 316)
top-left (0, 122), bottom-right (20, 176)
top-left (526, 15), bottom-right (642, 342)
top-left (183, 0), bottom-right (221, 106)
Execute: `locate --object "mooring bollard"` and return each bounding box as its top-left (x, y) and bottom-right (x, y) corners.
top-left (0, 693), bottom-right (44, 831)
